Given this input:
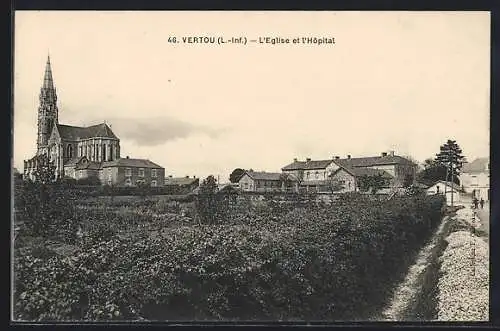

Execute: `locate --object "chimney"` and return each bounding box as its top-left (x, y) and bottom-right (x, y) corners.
top-left (306, 158), bottom-right (311, 162)
top-left (293, 158), bottom-right (298, 162)
top-left (389, 150), bottom-right (395, 156)
top-left (334, 156), bottom-right (340, 160)
top-left (193, 175), bottom-right (196, 178)
top-left (347, 155), bottom-right (351, 159)
top-left (185, 175), bottom-right (189, 178)
top-left (126, 156), bottom-right (129, 159)
top-left (381, 152), bottom-right (387, 157)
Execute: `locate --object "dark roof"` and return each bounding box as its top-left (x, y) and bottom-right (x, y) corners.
top-left (75, 161), bottom-right (102, 170)
top-left (282, 155), bottom-right (415, 171)
top-left (431, 180), bottom-right (461, 191)
top-left (56, 123), bottom-right (118, 141)
top-left (414, 182), bottom-right (431, 189)
top-left (64, 156), bottom-right (86, 166)
top-left (101, 158), bottom-right (163, 169)
top-left (282, 161), bottom-right (307, 171)
top-left (334, 155), bottom-right (415, 168)
top-left (331, 164), bottom-right (392, 178)
top-left (350, 167), bottom-right (393, 178)
top-left (243, 171), bottom-right (282, 181)
top-left (165, 177), bottom-right (199, 186)
top-left (282, 160), bottom-right (334, 171)
top-left (462, 157), bottom-right (489, 173)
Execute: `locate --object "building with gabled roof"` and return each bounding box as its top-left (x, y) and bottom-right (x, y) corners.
top-left (426, 180), bottom-right (461, 205)
top-left (23, 55), bottom-right (165, 187)
top-left (164, 176), bottom-right (200, 193)
top-left (238, 170), bottom-right (299, 192)
top-left (459, 157), bottom-right (489, 201)
top-left (281, 151), bottom-right (417, 193)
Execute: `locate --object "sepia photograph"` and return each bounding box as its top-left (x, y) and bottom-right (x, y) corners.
top-left (12, 11), bottom-right (490, 322)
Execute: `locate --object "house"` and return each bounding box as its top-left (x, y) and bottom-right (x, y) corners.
top-left (100, 157), bottom-right (165, 187)
top-left (238, 171), bottom-right (298, 192)
top-left (281, 151), bottom-right (417, 193)
top-left (426, 180), bottom-right (461, 205)
top-left (164, 176), bottom-right (200, 191)
top-left (328, 166), bottom-right (393, 193)
top-left (459, 157), bottom-right (489, 201)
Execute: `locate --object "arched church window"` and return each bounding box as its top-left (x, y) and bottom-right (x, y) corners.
top-left (67, 144), bottom-right (73, 158)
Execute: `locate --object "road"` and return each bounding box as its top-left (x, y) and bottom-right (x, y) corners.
top-left (476, 202), bottom-right (489, 236)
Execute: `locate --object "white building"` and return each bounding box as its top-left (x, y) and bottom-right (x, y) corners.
top-left (459, 157), bottom-right (490, 201)
top-left (426, 180), bottom-right (461, 205)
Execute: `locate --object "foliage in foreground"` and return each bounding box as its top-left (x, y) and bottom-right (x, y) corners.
top-left (13, 194), bottom-right (445, 321)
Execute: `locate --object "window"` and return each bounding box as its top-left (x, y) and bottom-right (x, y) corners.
top-left (125, 168), bottom-right (132, 177)
top-left (152, 169), bottom-right (157, 178)
top-left (67, 144), bottom-right (73, 158)
top-left (138, 168), bottom-right (145, 177)
top-left (151, 180), bottom-right (157, 187)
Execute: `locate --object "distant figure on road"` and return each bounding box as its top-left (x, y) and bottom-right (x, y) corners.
top-left (480, 198), bottom-right (485, 209)
top-left (473, 198), bottom-right (479, 209)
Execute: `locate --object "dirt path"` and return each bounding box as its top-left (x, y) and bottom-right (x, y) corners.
top-left (476, 202), bottom-right (489, 237)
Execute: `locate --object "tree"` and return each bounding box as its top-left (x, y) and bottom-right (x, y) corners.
top-left (435, 139), bottom-right (466, 183)
top-left (327, 176), bottom-right (345, 193)
top-left (416, 158), bottom-right (456, 185)
top-left (279, 173), bottom-right (294, 192)
top-left (435, 139), bottom-right (466, 206)
top-left (196, 175), bottom-right (219, 224)
top-left (357, 174), bottom-right (386, 194)
top-left (229, 168), bottom-right (246, 183)
top-left (136, 180), bottom-right (150, 200)
top-left (17, 155), bottom-right (79, 242)
top-left (402, 173), bottom-right (414, 188)
top-left (32, 154), bottom-right (56, 184)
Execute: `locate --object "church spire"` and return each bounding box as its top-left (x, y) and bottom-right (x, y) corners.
top-left (43, 54), bottom-right (54, 89)
top-left (37, 54), bottom-right (59, 155)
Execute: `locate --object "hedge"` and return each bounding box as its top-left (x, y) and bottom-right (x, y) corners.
top-left (14, 192), bottom-right (445, 321)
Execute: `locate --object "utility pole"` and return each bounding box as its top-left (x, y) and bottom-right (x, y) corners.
top-left (450, 162), bottom-right (454, 207)
top-left (444, 165), bottom-right (448, 204)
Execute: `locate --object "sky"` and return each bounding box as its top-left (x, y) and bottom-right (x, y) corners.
top-left (13, 11), bottom-right (490, 181)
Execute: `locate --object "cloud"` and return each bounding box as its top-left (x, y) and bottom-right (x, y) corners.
top-left (102, 116), bottom-right (228, 146)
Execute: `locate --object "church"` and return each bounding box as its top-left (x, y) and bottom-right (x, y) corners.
top-left (23, 56), bottom-right (165, 187)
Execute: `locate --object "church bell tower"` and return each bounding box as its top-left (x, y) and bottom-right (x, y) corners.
top-left (36, 55), bottom-right (59, 156)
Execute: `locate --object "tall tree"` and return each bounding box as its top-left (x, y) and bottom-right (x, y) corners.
top-left (435, 140), bottom-right (466, 183)
top-left (229, 168), bottom-right (246, 183)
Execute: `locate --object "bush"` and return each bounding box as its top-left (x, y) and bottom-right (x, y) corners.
top-left (15, 180), bottom-right (85, 243)
top-left (13, 194), bottom-right (445, 321)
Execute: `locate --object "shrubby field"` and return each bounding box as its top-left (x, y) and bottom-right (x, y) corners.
top-left (13, 179), bottom-right (445, 321)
